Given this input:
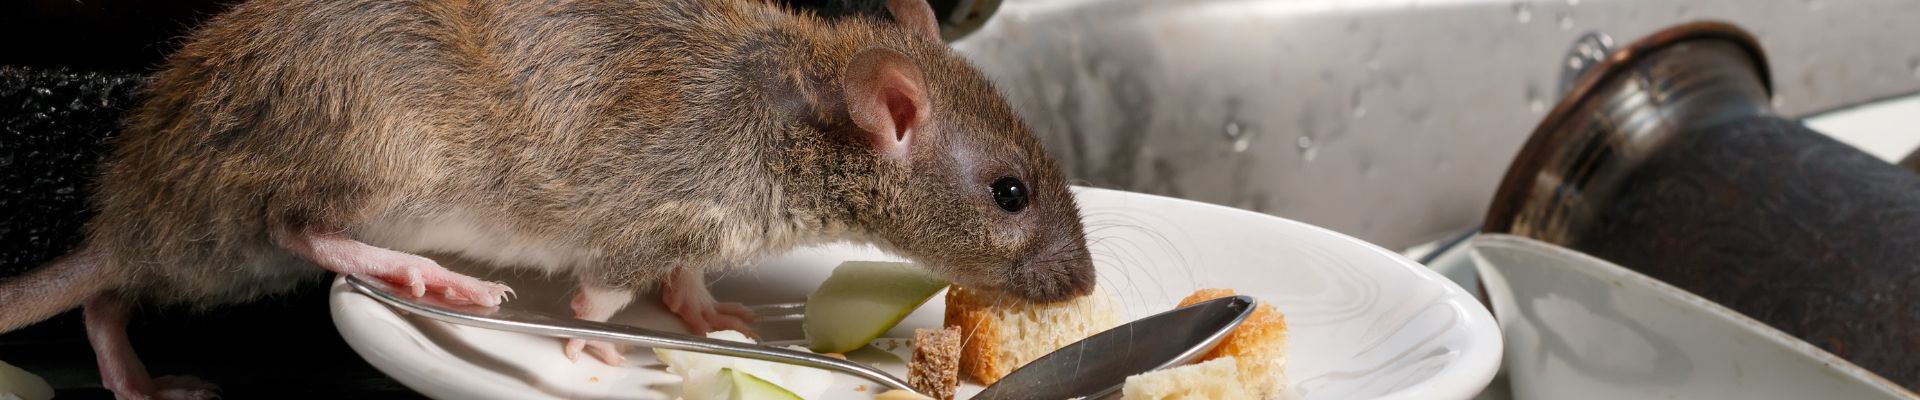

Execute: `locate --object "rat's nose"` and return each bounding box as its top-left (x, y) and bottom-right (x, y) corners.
top-left (1005, 240), bottom-right (1095, 303)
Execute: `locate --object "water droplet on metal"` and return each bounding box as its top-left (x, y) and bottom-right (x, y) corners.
top-left (1909, 57), bottom-right (1920, 79)
top-left (1302, 147), bottom-right (1319, 162)
top-left (1676, 5), bottom-right (1692, 18)
top-left (1349, 90), bottom-right (1368, 120)
top-left (1525, 83), bottom-right (1548, 113)
top-left (1224, 121), bottom-right (1253, 153)
top-left (1566, 0), bottom-right (1580, 5)
top-left (1513, 2), bottom-right (1532, 23)
top-left (1557, 13), bottom-right (1574, 30)
top-left (1296, 135), bottom-right (1313, 150)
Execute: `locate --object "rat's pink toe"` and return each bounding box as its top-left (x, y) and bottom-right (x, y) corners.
top-left (564, 339), bottom-right (587, 361)
top-left (563, 339), bottom-right (625, 365)
top-left (715, 302), bottom-right (756, 320)
top-left (586, 342), bottom-right (626, 365)
top-left (405, 269), bottom-right (427, 297)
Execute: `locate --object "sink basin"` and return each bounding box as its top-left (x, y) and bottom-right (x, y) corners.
top-left (948, 0), bottom-right (1920, 249)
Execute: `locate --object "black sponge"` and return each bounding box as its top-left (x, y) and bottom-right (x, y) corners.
top-left (0, 66), bottom-right (144, 277)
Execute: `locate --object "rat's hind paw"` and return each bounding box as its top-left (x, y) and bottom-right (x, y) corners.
top-left (153, 375), bottom-right (220, 400)
top-left (427, 276), bottom-right (514, 307)
top-left (279, 229), bottom-right (514, 307)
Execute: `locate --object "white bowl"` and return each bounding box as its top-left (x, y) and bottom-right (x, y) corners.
top-left (1470, 234), bottom-right (1917, 399)
top-left (329, 187), bottom-right (1502, 399)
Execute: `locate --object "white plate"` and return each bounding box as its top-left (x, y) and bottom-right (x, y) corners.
top-left (329, 187), bottom-right (1502, 399)
top-left (1470, 234), bottom-right (1918, 399)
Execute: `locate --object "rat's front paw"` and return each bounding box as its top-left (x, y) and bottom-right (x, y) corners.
top-left (661, 288), bottom-right (757, 335)
top-left (669, 300), bottom-right (757, 335)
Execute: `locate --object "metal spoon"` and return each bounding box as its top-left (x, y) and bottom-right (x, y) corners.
top-left (970, 295), bottom-right (1256, 400)
top-left (345, 274), bottom-right (1255, 398)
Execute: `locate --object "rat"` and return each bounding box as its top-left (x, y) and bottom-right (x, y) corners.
top-left (0, 0), bottom-right (1098, 398)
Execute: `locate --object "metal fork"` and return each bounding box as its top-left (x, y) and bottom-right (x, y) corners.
top-left (342, 274), bottom-right (918, 393)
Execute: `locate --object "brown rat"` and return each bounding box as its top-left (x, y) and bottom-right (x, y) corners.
top-left (0, 0), bottom-right (1095, 398)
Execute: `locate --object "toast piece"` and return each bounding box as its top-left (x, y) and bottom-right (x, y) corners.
top-left (1121, 357), bottom-right (1255, 400)
top-left (943, 285), bottom-right (1121, 385)
top-left (1178, 289), bottom-right (1289, 398)
top-left (909, 326), bottom-right (962, 400)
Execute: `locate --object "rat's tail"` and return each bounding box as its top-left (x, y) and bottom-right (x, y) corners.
top-left (0, 245), bottom-right (123, 332)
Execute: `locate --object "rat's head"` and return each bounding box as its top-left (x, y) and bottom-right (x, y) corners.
top-left (813, 0), bottom-right (1095, 303)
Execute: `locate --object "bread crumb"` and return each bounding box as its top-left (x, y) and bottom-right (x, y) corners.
top-left (589, 376), bottom-right (599, 383)
top-left (909, 326), bottom-right (962, 400)
top-left (855, 384), bottom-right (867, 392)
top-left (1122, 357), bottom-right (1253, 400)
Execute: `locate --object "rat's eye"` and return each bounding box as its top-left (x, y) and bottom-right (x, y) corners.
top-left (991, 177), bottom-right (1029, 212)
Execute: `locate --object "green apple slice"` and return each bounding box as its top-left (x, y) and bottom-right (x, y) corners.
top-left (804, 261), bottom-right (951, 353)
top-left (721, 368), bottom-right (802, 400)
top-left (0, 359), bottom-right (54, 400)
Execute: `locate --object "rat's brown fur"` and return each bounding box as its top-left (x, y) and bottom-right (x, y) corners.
top-left (3, 0), bottom-right (1092, 332)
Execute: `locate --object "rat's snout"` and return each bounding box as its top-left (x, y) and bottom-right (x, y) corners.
top-left (1004, 238), bottom-right (1096, 303)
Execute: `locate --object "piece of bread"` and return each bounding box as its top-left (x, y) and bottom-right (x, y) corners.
top-left (1178, 288), bottom-right (1289, 398)
top-left (1121, 357), bottom-right (1255, 400)
top-left (943, 285), bottom-right (1121, 385)
top-left (908, 326), bottom-right (962, 400)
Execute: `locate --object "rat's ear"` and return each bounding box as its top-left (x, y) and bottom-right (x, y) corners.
top-left (886, 0), bottom-right (941, 41)
top-left (842, 47), bottom-right (930, 162)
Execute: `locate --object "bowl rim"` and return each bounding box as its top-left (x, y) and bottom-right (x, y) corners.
top-left (1470, 233), bottom-right (1918, 399)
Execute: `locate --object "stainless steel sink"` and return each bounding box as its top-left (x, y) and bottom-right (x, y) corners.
top-left (950, 0), bottom-right (1920, 248)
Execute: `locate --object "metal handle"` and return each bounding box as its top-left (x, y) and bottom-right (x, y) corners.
top-left (342, 274), bottom-right (919, 394)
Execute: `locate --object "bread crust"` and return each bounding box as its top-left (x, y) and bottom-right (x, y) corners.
top-left (944, 286), bottom-right (1007, 385)
top-left (1178, 288), bottom-right (1289, 398)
